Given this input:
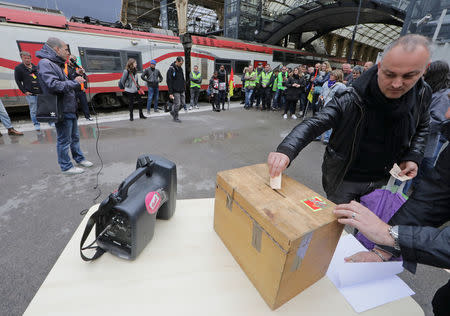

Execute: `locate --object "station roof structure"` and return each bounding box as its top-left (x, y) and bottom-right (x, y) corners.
top-left (120, 0), bottom-right (406, 57)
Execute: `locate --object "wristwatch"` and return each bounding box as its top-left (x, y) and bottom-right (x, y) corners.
top-left (389, 225), bottom-right (400, 251)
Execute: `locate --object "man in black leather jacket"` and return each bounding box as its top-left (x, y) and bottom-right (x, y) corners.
top-left (268, 34), bottom-right (432, 204)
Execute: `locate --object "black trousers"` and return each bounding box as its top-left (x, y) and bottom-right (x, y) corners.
top-left (261, 88), bottom-right (272, 109)
top-left (125, 92), bottom-right (144, 119)
top-left (433, 279), bottom-right (450, 316)
top-left (284, 99), bottom-right (296, 115)
top-left (326, 179), bottom-right (386, 204)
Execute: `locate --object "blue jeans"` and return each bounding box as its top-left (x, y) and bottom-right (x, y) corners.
top-left (272, 90), bottom-right (279, 108)
top-left (0, 99), bottom-right (13, 129)
top-left (26, 95), bottom-right (40, 128)
top-left (147, 86), bottom-right (159, 111)
top-left (245, 88), bottom-right (254, 107)
top-left (55, 117), bottom-right (85, 171)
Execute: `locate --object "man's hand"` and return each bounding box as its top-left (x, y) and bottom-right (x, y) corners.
top-left (398, 161), bottom-right (418, 179)
top-left (25, 92), bottom-right (32, 96)
top-left (344, 251), bottom-right (382, 263)
top-left (267, 152), bottom-right (289, 178)
top-left (74, 76), bottom-right (85, 84)
top-left (333, 201), bottom-right (395, 247)
top-left (169, 94), bottom-right (174, 100)
top-left (76, 68), bottom-right (84, 75)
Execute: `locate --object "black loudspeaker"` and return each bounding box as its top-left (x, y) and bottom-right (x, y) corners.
top-left (80, 154), bottom-right (177, 261)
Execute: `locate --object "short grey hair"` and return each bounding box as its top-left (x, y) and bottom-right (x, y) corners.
top-left (353, 65), bottom-right (364, 74)
top-left (381, 34), bottom-right (432, 60)
top-left (46, 37), bottom-right (64, 49)
top-left (20, 51), bottom-right (31, 57)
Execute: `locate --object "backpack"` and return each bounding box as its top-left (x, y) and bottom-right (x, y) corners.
top-left (118, 71), bottom-right (129, 90)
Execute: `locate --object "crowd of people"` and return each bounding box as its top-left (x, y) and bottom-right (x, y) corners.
top-left (239, 59), bottom-right (373, 123)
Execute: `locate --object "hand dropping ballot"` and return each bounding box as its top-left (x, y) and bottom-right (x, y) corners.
top-left (389, 163), bottom-right (412, 182)
top-left (270, 173), bottom-right (282, 189)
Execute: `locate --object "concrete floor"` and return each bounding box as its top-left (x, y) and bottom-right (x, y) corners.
top-left (0, 102), bottom-right (447, 316)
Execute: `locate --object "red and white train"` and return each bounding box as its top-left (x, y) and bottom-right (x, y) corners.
top-left (0, 3), bottom-right (352, 109)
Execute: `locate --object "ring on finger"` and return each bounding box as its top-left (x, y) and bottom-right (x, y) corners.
top-left (351, 212), bottom-right (356, 219)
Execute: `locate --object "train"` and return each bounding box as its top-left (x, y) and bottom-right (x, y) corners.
top-left (0, 3), bottom-right (355, 109)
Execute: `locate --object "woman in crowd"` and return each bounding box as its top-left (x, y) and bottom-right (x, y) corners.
top-left (351, 65), bottom-right (364, 84)
top-left (283, 68), bottom-right (305, 120)
top-left (312, 61), bottom-right (332, 115)
top-left (119, 58), bottom-right (146, 121)
top-left (315, 69), bottom-right (346, 143)
top-left (209, 71), bottom-right (220, 112)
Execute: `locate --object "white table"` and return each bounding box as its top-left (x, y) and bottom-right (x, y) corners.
top-left (24, 198), bottom-right (424, 316)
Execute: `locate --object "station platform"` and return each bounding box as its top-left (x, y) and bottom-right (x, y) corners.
top-left (0, 101), bottom-right (447, 316)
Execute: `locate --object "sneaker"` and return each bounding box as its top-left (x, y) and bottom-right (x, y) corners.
top-left (299, 111), bottom-right (304, 116)
top-left (8, 128), bottom-right (24, 136)
top-left (86, 117), bottom-right (94, 121)
top-left (195, 105), bottom-right (199, 109)
top-left (189, 106), bottom-right (193, 110)
top-left (147, 110), bottom-right (151, 115)
top-left (63, 167), bottom-right (84, 175)
top-left (291, 114), bottom-right (297, 120)
top-left (154, 109), bottom-right (159, 113)
top-left (173, 118), bottom-right (182, 123)
top-left (283, 114), bottom-right (288, 119)
top-left (184, 108), bottom-right (188, 112)
top-left (77, 160), bottom-right (93, 167)
top-left (49, 122), bottom-right (55, 127)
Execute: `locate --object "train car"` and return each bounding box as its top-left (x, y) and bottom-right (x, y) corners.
top-left (0, 3), bottom-right (353, 109)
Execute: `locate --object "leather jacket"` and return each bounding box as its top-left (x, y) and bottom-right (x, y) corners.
top-left (277, 73), bottom-right (431, 196)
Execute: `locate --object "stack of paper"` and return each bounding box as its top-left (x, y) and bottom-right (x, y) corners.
top-left (326, 234), bottom-right (415, 313)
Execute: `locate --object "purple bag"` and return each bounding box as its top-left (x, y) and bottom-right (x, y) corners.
top-left (356, 177), bottom-right (407, 250)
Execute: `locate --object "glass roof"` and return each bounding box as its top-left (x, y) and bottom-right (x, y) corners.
top-left (331, 23), bottom-right (402, 50)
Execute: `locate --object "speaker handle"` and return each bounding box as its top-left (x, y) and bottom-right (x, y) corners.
top-left (117, 159), bottom-right (154, 201)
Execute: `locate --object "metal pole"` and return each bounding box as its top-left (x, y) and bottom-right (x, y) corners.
top-left (432, 9), bottom-right (447, 42)
top-left (347, 0), bottom-right (362, 63)
top-left (400, 0), bottom-right (418, 35)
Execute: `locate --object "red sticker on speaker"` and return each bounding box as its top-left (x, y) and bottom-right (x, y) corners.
top-left (145, 191), bottom-right (161, 214)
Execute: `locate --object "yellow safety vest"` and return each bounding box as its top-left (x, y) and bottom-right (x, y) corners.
top-left (190, 71), bottom-right (201, 88)
top-left (261, 71), bottom-right (272, 87)
top-left (244, 71), bottom-right (257, 88)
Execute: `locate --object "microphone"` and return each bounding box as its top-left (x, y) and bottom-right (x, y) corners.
top-left (70, 57), bottom-right (82, 70)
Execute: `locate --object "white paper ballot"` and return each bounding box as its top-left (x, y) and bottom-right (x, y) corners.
top-left (270, 174), bottom-right (282, 190)
top-left (326, 234), bottom-right (415, 313)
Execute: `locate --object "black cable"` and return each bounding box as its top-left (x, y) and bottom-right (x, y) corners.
top-left (85, 74), bottom-right (103, 204)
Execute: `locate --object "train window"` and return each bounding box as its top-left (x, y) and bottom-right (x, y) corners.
top-left (273, 51), bottom-right (284, 63)
top-left (234, 60), bottom-right (249, 74)
top-left (285, 53), bottom-right (296, 64)
top-left (201, 58), bottom-right (208, 80)
top-left (125, 52), bottom-right (143, 71)
top-left (82, 48), bottom-right (122, 72)
top-left (215, 59), bottom-right (231, 73)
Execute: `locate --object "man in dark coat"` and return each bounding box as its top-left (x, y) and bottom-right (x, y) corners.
top-left (36, 37), bottom-right (93, 174)
top-left (166, 57), bottom-right (185, 123)
top-left (268, 34), bottom-right (432, 204)
top-left (14, 51), bottom-right (42, 130)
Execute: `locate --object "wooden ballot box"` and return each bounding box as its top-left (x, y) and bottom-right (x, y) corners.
top-left (214, 164), bottom-right (344, 310)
